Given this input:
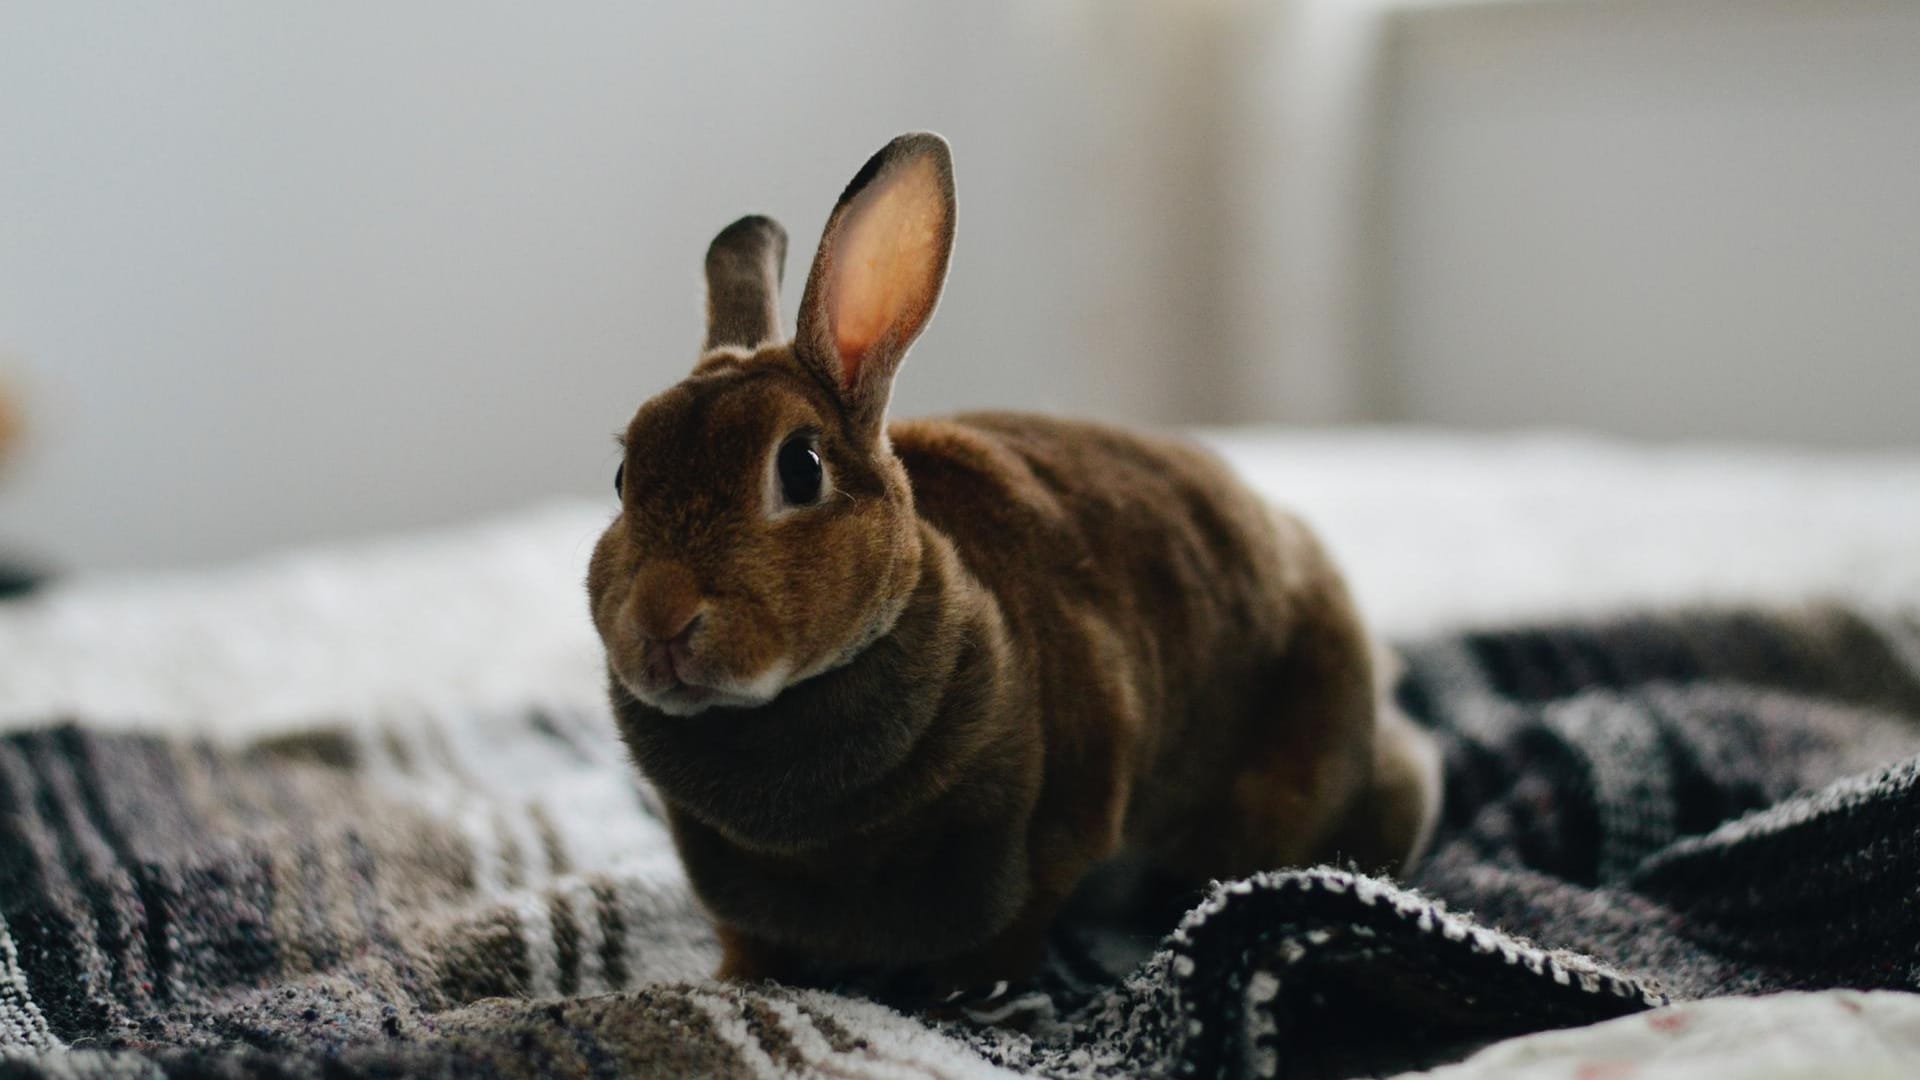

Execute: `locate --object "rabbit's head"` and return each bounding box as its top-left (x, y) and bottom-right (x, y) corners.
top-left (588, 133), bottom-right (956, 717)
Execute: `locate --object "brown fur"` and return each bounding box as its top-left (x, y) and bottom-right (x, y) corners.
top-left (587, 133), bottom-right (1438, 998)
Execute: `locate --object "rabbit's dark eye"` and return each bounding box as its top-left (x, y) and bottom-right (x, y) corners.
top-left (776, 436), bottom-right (823, 506)
top-left (614, 462), bottom-right (625, 498)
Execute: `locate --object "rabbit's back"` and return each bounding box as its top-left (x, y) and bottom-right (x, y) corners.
top-left (891, 412), bottom-right (1376, 872)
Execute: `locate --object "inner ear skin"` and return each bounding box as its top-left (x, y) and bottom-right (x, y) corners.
top-left (792, 134), bottom-right (956, 438)
top-left (826, 156), bottom-right (950, 379)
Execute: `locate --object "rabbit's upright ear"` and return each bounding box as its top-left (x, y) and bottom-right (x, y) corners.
top-left (704, 215), bottom-right (789, 353)
top-left (795, 133), bottom-right (955, 435)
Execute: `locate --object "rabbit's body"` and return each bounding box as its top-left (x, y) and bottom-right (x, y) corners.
top-left (589, 134), bottom-right (1439, 997)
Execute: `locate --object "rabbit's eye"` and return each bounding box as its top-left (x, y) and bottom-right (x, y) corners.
top-left (776, 436), bottom-right (824, 506)
top-left (614, 462), bottom-right (625, 498)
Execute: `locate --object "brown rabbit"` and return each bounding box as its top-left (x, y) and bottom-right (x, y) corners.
top-left (587, 132), bottom-right (1439, 998)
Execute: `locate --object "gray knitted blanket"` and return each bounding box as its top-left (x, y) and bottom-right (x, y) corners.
top-left (3, 605), bottom-right (1919, 1079)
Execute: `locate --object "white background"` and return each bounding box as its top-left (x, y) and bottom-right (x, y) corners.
top-left (4, 0), bottom-right (1916, 570)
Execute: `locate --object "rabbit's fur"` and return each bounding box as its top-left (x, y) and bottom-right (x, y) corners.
top-left (588, 133), bottom-right (1439, 997)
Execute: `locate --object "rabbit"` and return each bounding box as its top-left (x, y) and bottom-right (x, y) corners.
top-left (587, 132), bottom-right (1441, 1000)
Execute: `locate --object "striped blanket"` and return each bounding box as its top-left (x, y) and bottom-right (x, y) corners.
top-left (2, 605), bottom-right (1918, 1078)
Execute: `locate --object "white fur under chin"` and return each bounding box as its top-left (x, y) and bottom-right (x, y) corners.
top-left (619, 659), bottom-right (794, 718)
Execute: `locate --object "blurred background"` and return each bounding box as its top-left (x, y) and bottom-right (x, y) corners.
top-left (3, 0), bottom-right (1917, 571)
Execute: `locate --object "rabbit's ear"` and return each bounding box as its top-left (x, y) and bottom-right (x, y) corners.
top-left (795, 133), bottom-right (955, 433)
top-left (703, 215), bottom-right (789, 353)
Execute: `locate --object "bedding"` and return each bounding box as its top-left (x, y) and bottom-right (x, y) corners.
top-left (2, 429), bottom-right (1918, 1078)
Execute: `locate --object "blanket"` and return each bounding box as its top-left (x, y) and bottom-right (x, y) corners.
top-left (2, 605), bottom-right (1918, 1079)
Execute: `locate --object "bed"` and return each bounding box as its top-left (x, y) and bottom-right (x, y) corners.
top-left (3, 428), bottom-right (1918, 1078)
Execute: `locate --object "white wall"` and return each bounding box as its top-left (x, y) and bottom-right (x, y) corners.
top-left (1, 2), bottom-right (1241, 570)
top-left (8, 1), bottom-right (1917, 571)
top-left (1371, 0), bottom-right (1920, 446)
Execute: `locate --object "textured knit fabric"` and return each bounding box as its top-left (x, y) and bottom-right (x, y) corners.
top-left (2, 605), bottom-right (1919, 1078)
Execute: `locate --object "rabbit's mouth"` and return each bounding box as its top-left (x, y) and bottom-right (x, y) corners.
top-left (635, 678), bottom-right (716, 716)
top-left (613, 654), bottom-right (793, 718)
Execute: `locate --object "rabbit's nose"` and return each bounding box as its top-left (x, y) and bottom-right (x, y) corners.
top-left (660, 610), bottom-right (704, 648)
top-left (663, 612), bottom-right (705, 670)
top-left (628, 562), bottom-right (706, 644)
